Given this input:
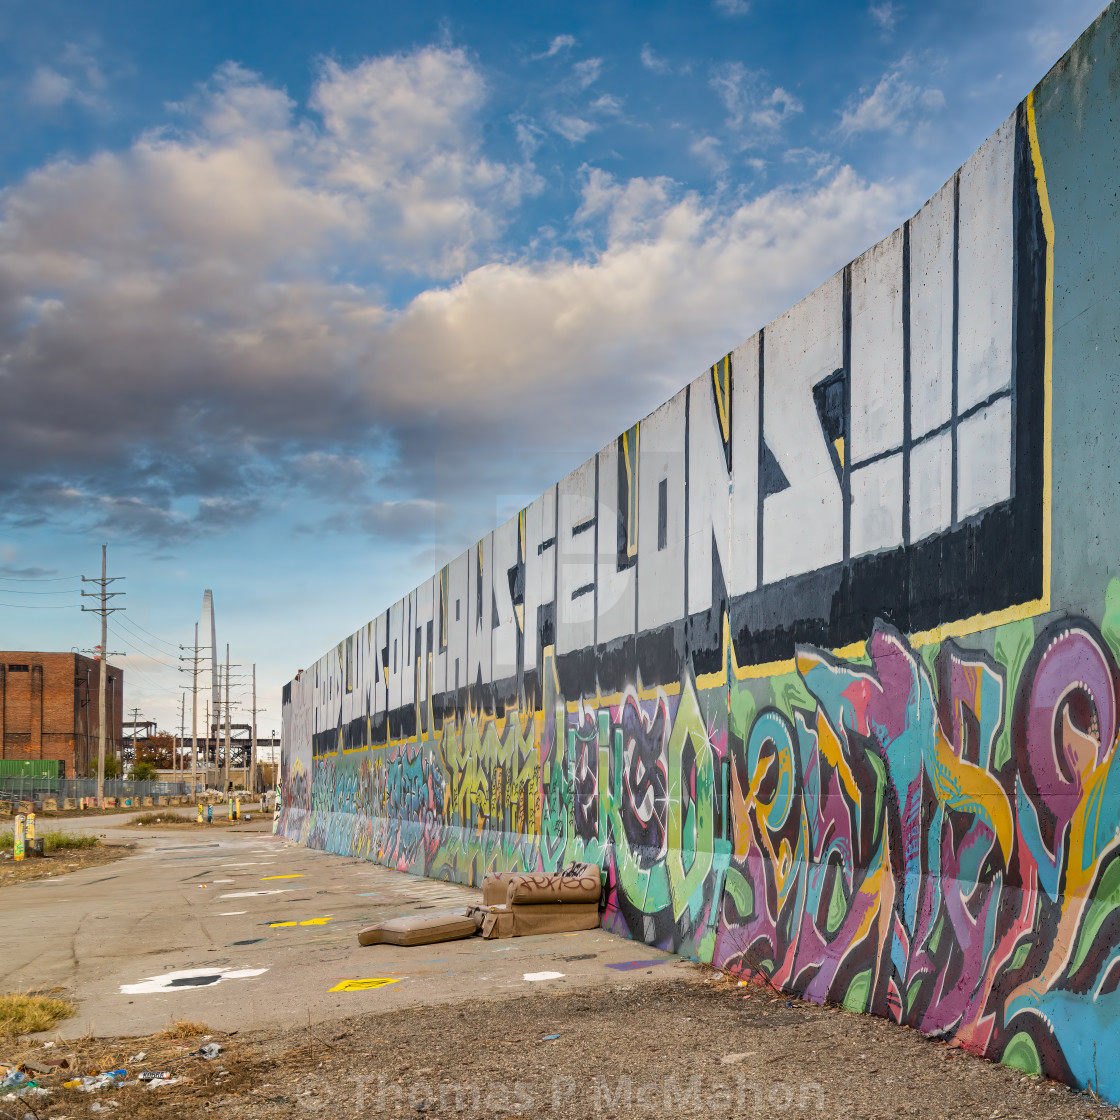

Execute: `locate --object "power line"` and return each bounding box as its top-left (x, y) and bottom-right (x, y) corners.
top-left (0, 573), bottom-right (80, 582)
top-left (107, 619), bottom-right (182, 668)
top-left (108, 618), bottom-right (182, 667)
top-left (102, 653), bottom-right (172, 697)
top-left (0, 587), bottom-right (82, 595)
top-left (0, 602), bottom-right (81, 609)
top-left (115, 613), bottom-right (183, 654)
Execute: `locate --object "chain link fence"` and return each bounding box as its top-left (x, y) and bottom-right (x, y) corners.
top-left (1, 776), bottom-right (200, 809)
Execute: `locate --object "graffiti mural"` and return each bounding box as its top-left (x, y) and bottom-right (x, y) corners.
top-left (281, 6), bottom-right (1120, 1105)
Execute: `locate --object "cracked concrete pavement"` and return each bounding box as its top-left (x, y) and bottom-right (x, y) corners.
top-left (0, 818), bottom-right (682, 1037)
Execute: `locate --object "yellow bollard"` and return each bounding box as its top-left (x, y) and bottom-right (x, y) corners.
top-left (197, 802), bottom-right (204, 824)
top-left (13, 814), bottom-right (25, 862)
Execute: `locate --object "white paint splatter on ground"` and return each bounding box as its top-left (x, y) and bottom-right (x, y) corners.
top-left (219, 889), bottom-right (295, 898)
top-left (120, 967), bottom-right (268, 994)
top-left (523, 971), bottom-right (565, 982)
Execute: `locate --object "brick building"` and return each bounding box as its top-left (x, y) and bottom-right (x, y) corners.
top-left (0, 653), bottom-right (124, 777)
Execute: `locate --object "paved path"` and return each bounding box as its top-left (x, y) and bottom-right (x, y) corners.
top-left (1, 821), bottom-right (683, 1037)
top-left (0, 802), bottom-right (265, 835)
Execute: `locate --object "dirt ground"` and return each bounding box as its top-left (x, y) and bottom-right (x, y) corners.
top-left (0, 843), bottom-right (131, 887)
top-left (3, 976), bottom-right (1117, 1120)
top-left (117, 813), bottom-right (246, 828)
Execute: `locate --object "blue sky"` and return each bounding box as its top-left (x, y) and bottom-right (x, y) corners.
top-left (0, 0), bottom-right (1105, 738)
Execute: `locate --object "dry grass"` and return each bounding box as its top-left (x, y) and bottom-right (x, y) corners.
top-left (0, 830), bottom-right (99, 851)
top-left (131, 812), bottom-right (191, 826)
top-left (0, 992), bottom-right (74, 1037)
top-left (125, 812), bottom-right (241, 829)
top-left (2, 1018), bottom-right (262, 1119)
top-left (161, 1018), bottom-right (210, 1039)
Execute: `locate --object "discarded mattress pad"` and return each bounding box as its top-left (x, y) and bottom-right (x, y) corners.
top-left (357, 910), bottom-right (478, 947)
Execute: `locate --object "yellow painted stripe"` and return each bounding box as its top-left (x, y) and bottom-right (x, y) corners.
top-left (261, 874), bottom-right (304, 880)
top-left (1027, 89), bottom-right (1054, 618)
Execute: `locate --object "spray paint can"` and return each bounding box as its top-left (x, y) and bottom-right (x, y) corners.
top-left (206, 803), bottom-right (213, 824)
top-left (197, 803), bottom-right (204, 824)
top-left (13, 814), bottom-right (25, 862)
top-left (26, 812), bottom-right (35, 853)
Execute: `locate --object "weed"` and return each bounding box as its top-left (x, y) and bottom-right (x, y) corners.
top-left (0, 992), bottom-right (75, 1037)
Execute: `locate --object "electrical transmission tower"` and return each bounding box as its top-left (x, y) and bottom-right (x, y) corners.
top-left (81, 544), bottom-right (125, 804)
top-left (179, 622), bottom-right (210, 797)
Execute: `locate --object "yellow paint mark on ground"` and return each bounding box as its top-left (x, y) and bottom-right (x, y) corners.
top-left (329, 978), bottom-right (400, 993)
top-left (269, 921), bottom-right (297, 928)
top-left (300, 917), bottom-right (333, 926)
top-left (270, 916), bottom-right (333, 927)
top-left (261, 874), bottom-right (304, 880)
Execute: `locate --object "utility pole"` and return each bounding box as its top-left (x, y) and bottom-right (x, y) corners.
top-left (250, 663), bottom-right (258, 794)
top-left (179, 621), bottom-right (207, 798)
top-left (81, 544), bottom-right (125, 805)
top-left (128, 707), bottom-right (143, 766)
top-left (178, 692), bottom-right (185, 774)
top-left (223, 643), bottom-right (231, 790)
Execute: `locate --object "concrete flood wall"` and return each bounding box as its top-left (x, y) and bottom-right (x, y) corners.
top-left (280, 3), bottom-right (1120, 1101)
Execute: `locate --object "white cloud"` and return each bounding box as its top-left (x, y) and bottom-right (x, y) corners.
top-left (310, 47), bottom-right (539, 275)
top-left (690, 135), bottom-right (729, 175)
top-left (713, 0), bottom-right (750, 15)
top-left (589, 93), bottom-right (623, 115)
top-left (28, 67), bottom-right (74, 107)
top-left (838, 62), bottom-right (944, 137)
top-left (711, 63), bottom-right (803, 138)
top-left (869, 2), bottom-right (898, 34)
top-left (536, 34), bottom-right (576, 60)
top-left (548, 112), bottom-right (597, 142)
top-left (0, 43), bottom-right (912, 553)
top-left (640, 45), bottom-right (672, 75)
top-left (546, 91), bottom-right (620, 144)
top-left (571, 58), bottom-right (602, 89)
top-left (27, 43), bottom-right (108, 112)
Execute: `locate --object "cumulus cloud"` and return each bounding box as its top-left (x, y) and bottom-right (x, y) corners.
top-left (838, 61), bottom-right (944, 137)
top-left (310, 48), bottom-right (540, 274)
top-left (0, 43), bottom-right (912, 554)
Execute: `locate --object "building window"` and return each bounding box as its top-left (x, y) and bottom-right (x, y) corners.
top-left (7, 664), bottom-right (29, 672)
top-left (455, 598), bottom-right (461, 621)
